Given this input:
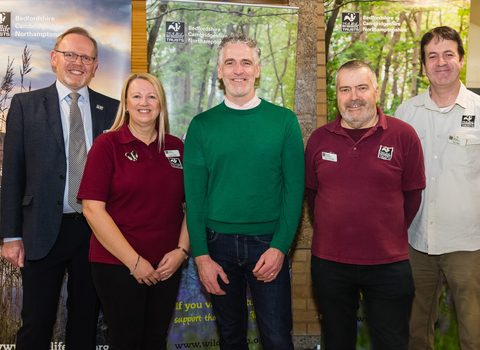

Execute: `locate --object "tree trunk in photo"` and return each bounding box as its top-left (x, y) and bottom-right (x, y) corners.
top-left (267, 23), bottom-right (291, 106)
top-left (380, 12), bottom-right (406, 110)
top-left (196, 43), bottom-right (215, 115)
top-left (374, 32), bottom-right (388, 78)
top-left (241, 6), bottom-right (251, 37)
top-left (325, 0), bottom-right (344, 61)
top-left (458, 12), bottom-right (464, 35)
top-left (147, 3), bottom-right (168, 72)
top-left (391, 52), bottom-right (400, 102)
top-left (176, 45), bottom-right (192, 110)
top-left (207, 64), bottom-right (218, 111)
top-left (410, 9), bottom-right (422, 98)
top-left (401, 50), bottom-right (409, 103)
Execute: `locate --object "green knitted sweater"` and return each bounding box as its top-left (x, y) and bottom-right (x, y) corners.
top-left (184, 99), bottom-right (305, 258)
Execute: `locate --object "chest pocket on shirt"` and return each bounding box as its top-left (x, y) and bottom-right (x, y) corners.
top-left (448, 129), bottom-right (480, 168)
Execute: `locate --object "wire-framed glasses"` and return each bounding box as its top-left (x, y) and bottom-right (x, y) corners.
top-left (55, 50), bottom-right (96, 65)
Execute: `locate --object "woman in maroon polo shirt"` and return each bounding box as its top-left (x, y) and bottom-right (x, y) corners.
top-left (78, 73), bottom-right (189, 350)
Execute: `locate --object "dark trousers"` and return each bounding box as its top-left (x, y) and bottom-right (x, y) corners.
top-left (91, 262), bottom-right (182, 350)
top-left (207, 229), bottom-right (294, 350)
top-left (311, 256), bottom-right (415, 350)
top-left (17, 216), bottom-right (99, 350)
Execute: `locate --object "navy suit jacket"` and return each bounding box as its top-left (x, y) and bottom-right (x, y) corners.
top-left (0, 83), bottom-right (118, 260)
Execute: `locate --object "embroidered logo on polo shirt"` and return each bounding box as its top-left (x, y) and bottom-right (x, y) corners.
top-left (378, 146), bottom-right (393, 161)
top-left (461, 115), bottom-right (475, 127)
top-left (125, 150), bottom-right (138, 162)
top-left (169, 158), bottom-right (183, 169)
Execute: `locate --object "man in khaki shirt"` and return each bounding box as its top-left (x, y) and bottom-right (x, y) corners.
top-left (395, 26), bottom-right (480, 350)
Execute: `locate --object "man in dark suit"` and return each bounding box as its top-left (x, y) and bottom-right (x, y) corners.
top-left (0, 27), bottom-right (118, 350)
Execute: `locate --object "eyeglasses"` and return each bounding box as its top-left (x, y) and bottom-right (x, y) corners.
top-left (54, 50), bottom-right (96, 65)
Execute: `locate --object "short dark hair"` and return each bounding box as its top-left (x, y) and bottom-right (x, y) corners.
top-left (421, 26), bottom-right (464, 65)
top-left (335, 60), bottom-right (378, 90)
top-left (54, 27), bottom-right (98, 58)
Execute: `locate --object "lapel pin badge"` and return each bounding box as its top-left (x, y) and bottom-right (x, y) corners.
top-left (125, 150), bottom-right (138, 162)
top-left (96, 104), bottom-right (104, 110)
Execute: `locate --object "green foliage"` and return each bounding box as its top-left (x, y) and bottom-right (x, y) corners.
top-left (325, 0), bottom-right (470, 122)
top-left (433, 283), bottom-right (461, 350)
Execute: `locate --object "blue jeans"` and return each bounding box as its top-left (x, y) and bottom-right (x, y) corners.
top-left (207, 229), bottom-right (294, 350)
top-left (311, 256), bottom-right (415, 350)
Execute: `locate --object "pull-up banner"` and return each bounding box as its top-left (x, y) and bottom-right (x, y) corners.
top-left (324, 1), bottom-right (470, 349)
top-left (147, 1), bottom-right (299, 349)
top-left (0, 1), bottom-right (131, 348)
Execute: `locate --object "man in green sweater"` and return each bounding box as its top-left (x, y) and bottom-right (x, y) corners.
top-left (184, 33), bottom-right (305, 350)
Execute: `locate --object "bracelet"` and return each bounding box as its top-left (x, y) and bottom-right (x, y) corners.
top-left (175, 246), bottom-right (188, 259)
top-left (130, 254), bottom-right (140, 275)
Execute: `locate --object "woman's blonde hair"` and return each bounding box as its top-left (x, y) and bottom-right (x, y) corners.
top-left (110, 73), bottom-right (169, 151)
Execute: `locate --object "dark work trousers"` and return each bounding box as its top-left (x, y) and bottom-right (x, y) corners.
top-left (17, 215), bottom-right (99, 350)
top-left (91, 262), bottom-right (182, 350)
top-left (311, 256), bottom-right (415, 350)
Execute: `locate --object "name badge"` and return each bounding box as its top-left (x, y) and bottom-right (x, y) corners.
top-left (164, 150), bottom-right (180, 157)
top-left (448, 135), bottom-right (467, 147)
top-left (322, 152), bottom-right (337, 162)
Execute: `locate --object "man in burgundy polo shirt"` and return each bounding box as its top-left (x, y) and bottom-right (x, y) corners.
top-left (305, 60), bottom-right (426, 350)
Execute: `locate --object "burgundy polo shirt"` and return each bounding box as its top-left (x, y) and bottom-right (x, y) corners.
top-left (78, 123), bottom-right (185, 266)
top-left (305, 107), bottom-right (425, 265)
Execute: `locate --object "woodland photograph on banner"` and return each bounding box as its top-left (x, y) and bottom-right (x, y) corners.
top-left (0, 0), bottom-right (131, 347)
top-left (324, 0), bottom-right (470, 348)
top-left (147, 1), bottom-right (298, 349)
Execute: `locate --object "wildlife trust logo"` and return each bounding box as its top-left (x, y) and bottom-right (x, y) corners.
top-left (341, 12), bottom-right (360, 33)
top-left (0, 12), bottom-right (11, 38)
top-left (165, 21), bottom-right (185, 43)
top-left (461, 115), bottom-right (475, 128)
top-left (378, 145), bottom-right (394, 161)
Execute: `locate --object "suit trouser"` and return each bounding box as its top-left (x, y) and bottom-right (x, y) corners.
top-left (408, 246), bottom-right (480, 350)
top-left (16, 215), bottom-right (98, 350)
